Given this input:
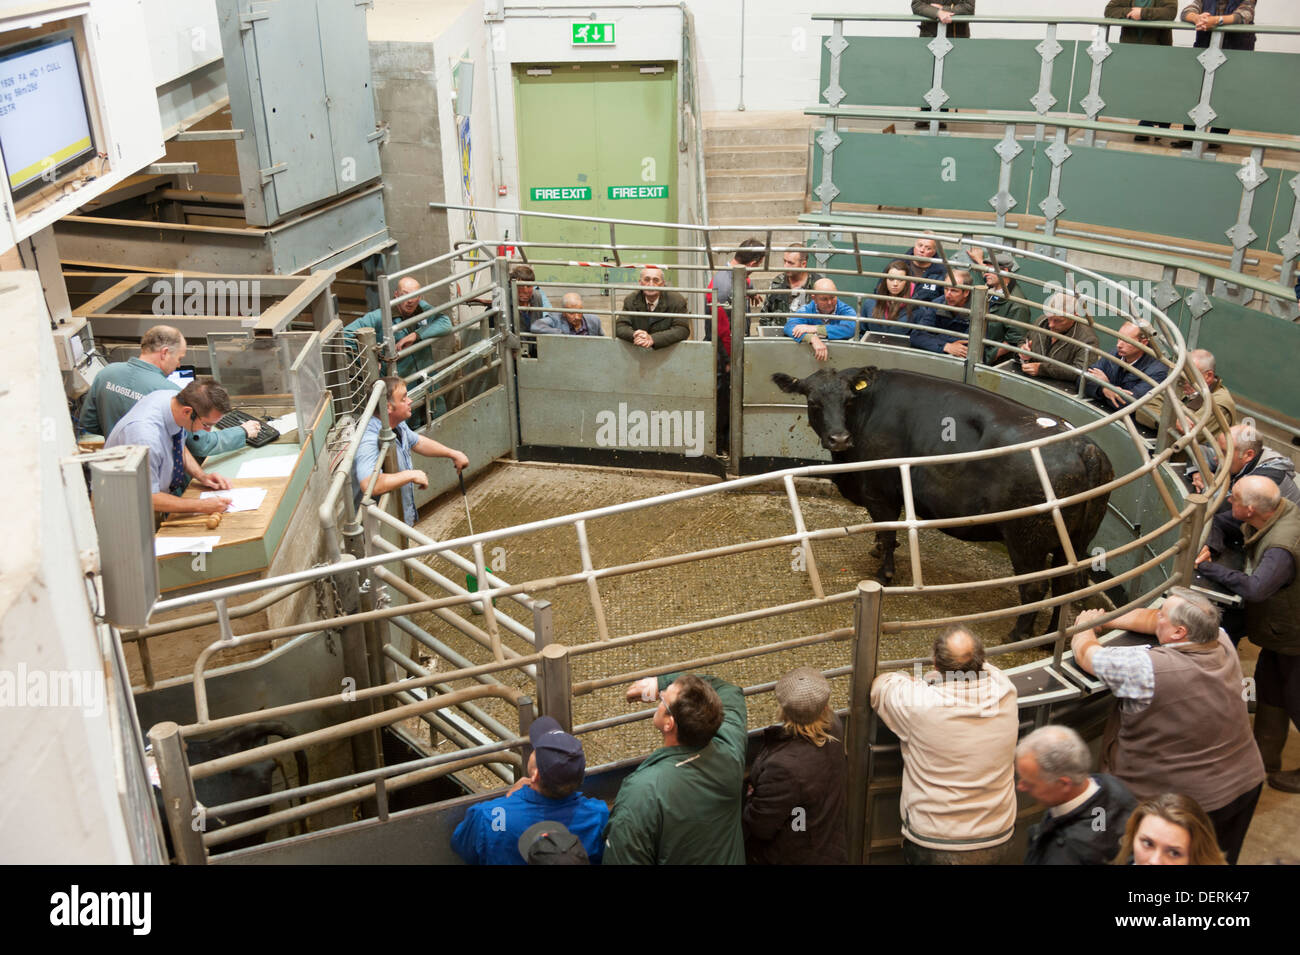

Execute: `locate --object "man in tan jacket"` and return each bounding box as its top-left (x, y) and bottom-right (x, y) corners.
top-left (871, 627), bottom-right (1019, 864)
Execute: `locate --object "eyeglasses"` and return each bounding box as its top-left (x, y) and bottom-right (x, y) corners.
top-left (658, 694), bottom-right (675, 721)
top-left (189, 410), bottom-right (222, 431)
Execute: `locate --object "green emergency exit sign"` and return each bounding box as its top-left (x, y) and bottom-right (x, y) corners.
top-left (608, 184), bottom-right (669, 200)
top-left (572, 22), bottom-right (614, 45)
top-left (530, 186), bottom-right (592, 201)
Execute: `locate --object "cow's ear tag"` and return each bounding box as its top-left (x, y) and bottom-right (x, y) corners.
top-left (854, 380), bottom-right (868, 391)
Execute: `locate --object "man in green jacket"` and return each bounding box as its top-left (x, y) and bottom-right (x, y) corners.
top-left (604, 671), bottom-right (747, 865)
top-left (78, 325), bottom-right (258, 460)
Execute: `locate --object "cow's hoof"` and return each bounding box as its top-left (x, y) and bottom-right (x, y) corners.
top-left (874, 571), bottom-right (894, 586)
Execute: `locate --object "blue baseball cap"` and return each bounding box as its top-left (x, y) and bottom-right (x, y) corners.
top-left (529, 716), bottom-right (586, 791)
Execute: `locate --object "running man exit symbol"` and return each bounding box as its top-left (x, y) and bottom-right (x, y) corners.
top-left (572, 23), bottom-right (615, 45)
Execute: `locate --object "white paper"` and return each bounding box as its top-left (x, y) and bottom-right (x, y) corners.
top-left (155, 535), bottom-right (220, 557)
top-left (235, 455), bottom-right (297, 480)
top-left (200, 486), bottom-right (268, 512)
top-left (267, 412), bottom-right (298, 435)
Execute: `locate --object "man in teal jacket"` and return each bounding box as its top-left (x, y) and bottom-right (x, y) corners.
top-left (344, 276), bottom-right (452, 419)
top-left (604, 671), bottom-right (747, 865)
top-left (78, 325), bottom-right (257, 459)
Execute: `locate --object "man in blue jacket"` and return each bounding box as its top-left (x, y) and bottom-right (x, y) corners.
top-left (909, 268), bottom-right (973, 356)
top-left (784, 278), bottom-right (858, 361)
top-left (1084, 320), bottom-right (1169, 410)
top-left (451, 716), bottom-right (609, 865)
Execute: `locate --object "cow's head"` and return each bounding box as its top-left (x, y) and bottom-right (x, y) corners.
top-left (773, 367), bottom-right (877, 452)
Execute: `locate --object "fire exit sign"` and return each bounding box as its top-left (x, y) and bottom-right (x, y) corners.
top-left (572, 22), bottom-right (615, 45)
top-left (530, 186), bottom-right (592, 201)
top-left (608, 184), bottom-right (669, 200)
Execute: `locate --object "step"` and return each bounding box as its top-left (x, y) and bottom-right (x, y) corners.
top-left (708, 192), bottom-right (807, 219)
top-left (706, 168), bottom-right (807, 195)
top-left (704, 144), bottom-right (807, 171)
top-left (704, 125), bottom-right (810, 148)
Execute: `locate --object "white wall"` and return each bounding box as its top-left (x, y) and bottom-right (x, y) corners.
top-left (142, 0), bottom-right (222, 87)
top-left (690, 0), bottom-right (1300, 114)
top-left (0, 273), bottom-right (151, 863)
top-left (432, 1), bottom-right (499, 257)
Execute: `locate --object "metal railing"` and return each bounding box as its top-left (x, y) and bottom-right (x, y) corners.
top-left (138, 214), bottom-right (1267, 863)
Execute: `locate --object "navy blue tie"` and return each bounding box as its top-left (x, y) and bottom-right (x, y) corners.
top-left (168, 429), bottom-right (187, 495)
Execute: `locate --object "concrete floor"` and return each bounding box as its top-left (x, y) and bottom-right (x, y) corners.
top-left (1239, 640), bottom-right (1300, 865)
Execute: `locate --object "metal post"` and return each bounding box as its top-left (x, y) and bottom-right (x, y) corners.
top-left (494, 255), bottom-right (521, 452)
top-left (1173, 493), bottom-right (1210, 586)
top-left (531, 599), bottom-right (553, 651)
top-left (538, 643), bottom-right (574, 732)
top-left (149, 721), bottom-right (207, 865)
top-left (515, 694), bottom-right (536, 783)
top-left (378, 272), bottom-right (396, 377)
top-left (728, 263), bottom-right (746, 468)
top-left (964, 284), bottom-right (987, 385)
top-left (846, 580), bottom-right (883, 866)
top-left (340, 522), bottom-right (382, 782)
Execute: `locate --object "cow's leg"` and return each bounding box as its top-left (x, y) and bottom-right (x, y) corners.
top-left (1003, 526), bottom-right (1053, 641)
top-left (862, 491), bottom-right (903, 584)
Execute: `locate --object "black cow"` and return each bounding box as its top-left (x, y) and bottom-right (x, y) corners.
top-left (155, 720), bottom-right (309, 857)
top-left (773, 366), bottom-right (1113, 639)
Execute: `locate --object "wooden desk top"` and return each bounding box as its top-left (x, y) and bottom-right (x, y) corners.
top-left (156, 476), bottom-right (291, 551)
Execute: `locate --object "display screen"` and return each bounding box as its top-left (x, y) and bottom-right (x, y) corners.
top-left (0, 32), bottom-right (96, 198)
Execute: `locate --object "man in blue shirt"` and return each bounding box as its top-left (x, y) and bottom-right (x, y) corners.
top-left (80, 325), bottom-right (259, 459)
top-left (532, 292), bottom-right (603, 336)
top-left (104, 379), bottom-right (235, 518)
top-left (783, 278), bottom-right (857, 361)
top-left (451, 716), bottom-right (609, 865)
top-left (353, 377), bottom-right (468, 526)
top-left (1084, 320), bottom-right (1169, 410)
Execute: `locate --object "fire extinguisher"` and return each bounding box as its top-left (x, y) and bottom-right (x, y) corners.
top-left (497, 230), bottom-right (516, 260)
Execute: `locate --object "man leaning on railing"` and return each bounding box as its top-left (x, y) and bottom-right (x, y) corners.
top-left (615, 265), bottom-right (690, 350)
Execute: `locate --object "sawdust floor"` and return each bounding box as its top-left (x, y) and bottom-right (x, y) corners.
top-left (401, 460), bottom-right (1105, 775)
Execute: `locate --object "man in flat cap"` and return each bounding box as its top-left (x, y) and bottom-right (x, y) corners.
top-left (451, 716), bottom-right (609, 865)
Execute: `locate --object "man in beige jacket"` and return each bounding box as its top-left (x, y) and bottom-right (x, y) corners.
top-left (871, 626), bottom-right (1019, 864)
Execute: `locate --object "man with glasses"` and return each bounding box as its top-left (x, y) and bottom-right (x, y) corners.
top-left (604, 672), bottom-right (747, 864)
top-left (104, 378), bottom-right (235, 518)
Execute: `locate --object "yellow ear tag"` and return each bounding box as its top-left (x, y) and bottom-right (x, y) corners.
top-left (854, 380), bottom-right (868, 391)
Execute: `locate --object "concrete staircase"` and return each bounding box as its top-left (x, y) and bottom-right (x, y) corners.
top-left (703, 118), bottom-right (811, 249)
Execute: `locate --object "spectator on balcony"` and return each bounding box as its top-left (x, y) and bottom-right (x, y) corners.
top-left (784, 278), bottom-right (857, 362)
top-left (1138, 348), bottom-right (1236, 437)
top-left (978, 252), bottom-right (1029, 364)
top-left (912, 0), bottom-right (973, 38)
top-left (909, 268), bottom-right (972, 357)
top-left (761, 243), bottom-right (824, 326)
top-left (1104, 2), bottom-right (1178, 141)
top-left (616, 266), bottom-right (690, 350)
top-left (533, 292), bottom-right (603, 337)
top-left (912, 2), bottom-right (973, 127)
top-left (1021, 291), bottom-right (1100, 383)
top-left (1083, 320), bottom-right (1169, 410)
top-left (1172, 2), bottom-right (1255, 146)
top-left (708, 239), bottom-right (764, 452)
top-left (861, 260), bottom-right (917, 336)
top-left (905, 234), bottom-right (950, 302)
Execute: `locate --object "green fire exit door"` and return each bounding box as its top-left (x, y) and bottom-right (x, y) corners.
top-left (513, 62), bottom-right (678, 286)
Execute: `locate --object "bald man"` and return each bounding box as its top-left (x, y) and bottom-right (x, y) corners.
top-left (533, 292), bottom-right (603, 336)
top-left (1084, 321), bottom-right (1169, 410)
top-left (1138, 347), bottom-right (1236, 436)
top-left (783, 278), bottom-right (857, 362)
top-left (616, 266), bottom-right (689, 350)
top-left (871, 627), bottom-right (1019, 864)
top-left (344, 276), bottom-right (453, 381)
top-left (1196, 475), bottom-right (1300, 792)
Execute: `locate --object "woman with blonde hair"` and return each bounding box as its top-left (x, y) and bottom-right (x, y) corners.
top-left (743, 667), bottom-right (847, 864)
top-left (1112, 793), bottom-right (1228, 865)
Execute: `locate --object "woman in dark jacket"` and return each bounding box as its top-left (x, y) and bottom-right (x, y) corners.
top-left (861, 259), bottom-right (917, 336)
top-left (743, 668), bottom-right (848, 865)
